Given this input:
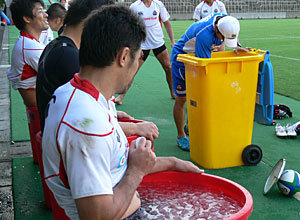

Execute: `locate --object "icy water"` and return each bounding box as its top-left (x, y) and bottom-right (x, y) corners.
top-left (134, 182), bottom-right (242, 219)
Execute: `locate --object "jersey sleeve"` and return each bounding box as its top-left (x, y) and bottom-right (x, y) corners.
top-left (59, 127), bottom-right (114, 199)
top-left (219, 2), bottom-right (227, 14)
top-left (158, 1), bottom-right (170, 22)
top-left (193, 4), bottom-right (202, 20)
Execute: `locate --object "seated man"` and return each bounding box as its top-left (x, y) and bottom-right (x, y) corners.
top-left (42, 5), bottom-right (203, 219)
top-left (7, 0), bottom-right (48, 107)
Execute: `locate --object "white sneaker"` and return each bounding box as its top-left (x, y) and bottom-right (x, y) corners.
top-left (286, 123), bottom-right (297, 138)
top-left (275, 123), bottom-right (287, 137)
top-left (290, 121), bottom-right (300, 131)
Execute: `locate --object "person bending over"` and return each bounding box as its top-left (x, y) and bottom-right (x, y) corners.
top-left (171, 13), bottom-right (250, 151)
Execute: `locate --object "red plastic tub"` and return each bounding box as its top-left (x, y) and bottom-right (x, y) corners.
top-left (140, 171), bottom-right (253, 220)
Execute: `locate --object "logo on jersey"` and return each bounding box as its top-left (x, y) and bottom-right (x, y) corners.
top-left (117, 145), bottom-right (129, 168)
top-left (214, 9), bottom-right (218, 12)
top-left (153, 10), bottom-right (157, 15)
top-left (203, 10), bottom-right (208, 13)
top-left (118, 152), bottom-right (126, 168)
top-left (138, 11), bottom-right (143, 16)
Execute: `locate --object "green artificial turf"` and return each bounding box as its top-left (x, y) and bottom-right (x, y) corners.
top-left (13, 56), bottom-right (300, 218)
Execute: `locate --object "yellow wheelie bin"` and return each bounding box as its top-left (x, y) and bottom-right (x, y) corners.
top-left (177, 50), bottom-right (265, 169)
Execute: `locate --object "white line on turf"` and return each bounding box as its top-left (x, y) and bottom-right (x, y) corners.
top-left (270, 54), bottom-right (300, 61)
top-left (242, 36), bottom-right (300, 41)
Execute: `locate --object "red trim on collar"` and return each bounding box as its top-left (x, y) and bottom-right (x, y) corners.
top-left (70, 73), bottom-right (99, 101)
top-left (20, 31), bottom-right (39, 42)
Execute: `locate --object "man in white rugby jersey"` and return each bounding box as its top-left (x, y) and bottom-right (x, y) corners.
top-left (115, 0), bottom-right (176, 105)
top-left (7, 0), bottom-right (48, 107)
top-left (193, 0), bottom-right (227, 21)
top-left (42, 5), bottom-right (203, 219)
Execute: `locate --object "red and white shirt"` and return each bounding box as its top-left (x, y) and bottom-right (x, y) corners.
top-left (39, 27), bottom-right (54, 46)
top-left (193, 0), bottom-right (227, 20)
top-left (7, 31), bottom-right (44, 89)
top-left (130, 0), bottom-right (170, 50)
top-left (42, 74), bottom-right (129, 219)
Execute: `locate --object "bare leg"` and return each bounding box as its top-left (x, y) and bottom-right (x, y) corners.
top-left (155, 49), bottom-right (176, 99)
top-left (18, 88), bottom-right (37, 107)
top-left (173, 95), bottom-right (187, 138)
top-left (115, 58), bottom-right (145, 105)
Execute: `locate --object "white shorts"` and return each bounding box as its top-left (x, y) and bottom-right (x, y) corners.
top-left (11, 76), bottom-right (36, 90)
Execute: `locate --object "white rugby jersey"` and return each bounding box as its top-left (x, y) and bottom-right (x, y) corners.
top-left (42, 74), bottom-right (129, 219)
top-left (130, 0), bottom-right (170, 50)
top-left (7, 31), bottom-right (44, 89)
top-left (193, 0), bottom-right (227, 20)
top-left (39, 27), bottom-right (54, 46)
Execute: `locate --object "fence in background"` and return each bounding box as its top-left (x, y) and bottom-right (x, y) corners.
top-left (118, 0), bottom-right (300, 19)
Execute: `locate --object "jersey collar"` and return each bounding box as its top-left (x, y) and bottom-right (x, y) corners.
top-left (70, 73), bottom-right (100, 101)
top-left (20, 31), bottom-right (39, 42)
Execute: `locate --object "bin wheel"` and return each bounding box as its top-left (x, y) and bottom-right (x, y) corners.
top-left (242, 145), bottom-right (262, 166)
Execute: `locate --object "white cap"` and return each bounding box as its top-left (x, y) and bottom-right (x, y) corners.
top-left (217, 16), bottom-right (240, 48)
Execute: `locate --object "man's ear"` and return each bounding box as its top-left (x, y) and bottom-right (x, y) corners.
top-left (118, 47), bottom-right (130, 67)
top-left (56, 17), bottom-right (62, 26)
top-left (23, 16), bottom-right (31, 24)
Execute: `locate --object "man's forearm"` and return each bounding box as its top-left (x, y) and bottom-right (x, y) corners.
top-left (119, 122), bottom-right (136, 136)
top-left (150, 157), bottom-right (204, 174)
top-left (149, 157), bottom-right (176, 174)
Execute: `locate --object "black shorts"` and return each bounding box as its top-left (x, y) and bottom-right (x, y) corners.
top-left (142, 44), bottom-right (167, 61)
top-left (122, 207), bottom-right (142, 220)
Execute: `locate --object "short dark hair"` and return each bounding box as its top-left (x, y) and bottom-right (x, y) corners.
top-left (46, 3), bottom-right (66, 21)
top-left (63, 0), bottom-right (115, 27)
top-left (79, 5), bottom-right (146, 68)
top-left (10, 0), bottom-right (44, 31)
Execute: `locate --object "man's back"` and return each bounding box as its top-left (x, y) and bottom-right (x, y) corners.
top-left (171, 13), bottom-right (223, 64)
top-left (36, 35), bottom-right (79, 133)
top-left (42, 74), bottom-right (129, 219)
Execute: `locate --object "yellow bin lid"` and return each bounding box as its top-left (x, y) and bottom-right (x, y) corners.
top-left (177, 49), bottom-right (265, 66)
